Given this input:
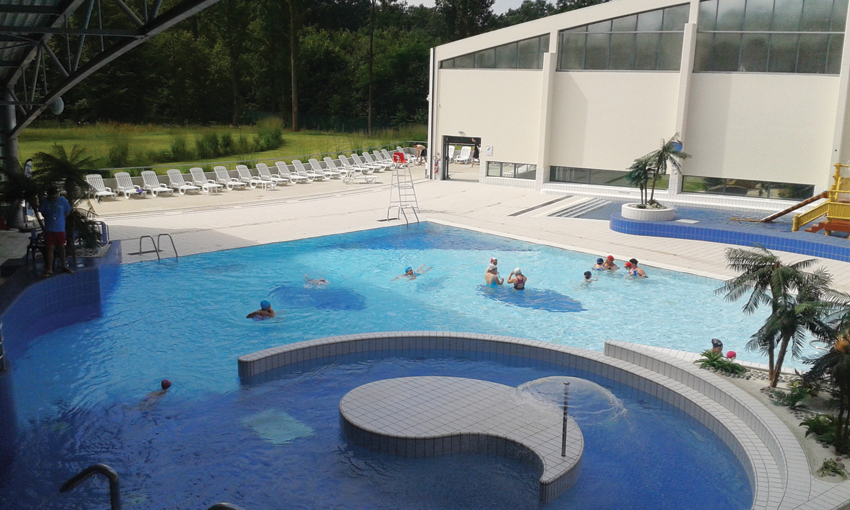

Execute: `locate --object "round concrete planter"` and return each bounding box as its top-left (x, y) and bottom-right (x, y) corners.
top-left (621, 203), bottom-right (676, 221)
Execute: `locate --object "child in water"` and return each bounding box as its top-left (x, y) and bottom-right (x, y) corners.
top-left (583, 271), bottom-right (598, 284)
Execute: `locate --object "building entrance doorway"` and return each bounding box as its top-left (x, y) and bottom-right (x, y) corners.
top-left (441, 136), bottom-right (480, 181)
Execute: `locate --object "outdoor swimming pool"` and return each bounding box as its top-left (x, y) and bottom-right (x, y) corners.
top-left (0, 223), bottom-right (779, 508)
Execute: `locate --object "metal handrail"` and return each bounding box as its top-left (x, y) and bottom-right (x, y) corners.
top-left (157, 233), bottom-right (178, 259)
top-left (60, 464), bottom-right (121, 510)
top-left (138, 235), bottom-right (160, 261)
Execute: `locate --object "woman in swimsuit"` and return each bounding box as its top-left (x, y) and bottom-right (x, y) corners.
top-left (507, 268), bottom-right (526, 289)
top-left (485, 264), bottom-right (503, 286)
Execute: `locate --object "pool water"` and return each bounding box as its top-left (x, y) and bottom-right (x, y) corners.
top-left (0, 223), bottom-right (774, 508)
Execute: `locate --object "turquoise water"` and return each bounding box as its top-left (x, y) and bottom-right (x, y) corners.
top-left (0, 223), bottom-right (767, 509)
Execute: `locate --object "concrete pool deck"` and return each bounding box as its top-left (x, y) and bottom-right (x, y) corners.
top-left (2, 170), bottom-right (850, 508)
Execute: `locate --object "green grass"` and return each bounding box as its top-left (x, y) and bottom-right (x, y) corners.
top-left (19, 122), bottom-right (427, 175)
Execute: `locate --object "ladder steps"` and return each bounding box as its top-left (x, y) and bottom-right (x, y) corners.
top-left (548, 198), bottom-right (610, 218)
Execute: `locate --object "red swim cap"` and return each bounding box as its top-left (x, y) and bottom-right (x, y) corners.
top-left (607, 255), bottom-right (614, 260)
top-left (161, 379), bottom-right (172, 390)
top-left (624, 262), bottom-right (632, 267)
top-left (726, 351), bottom-right (736, 359)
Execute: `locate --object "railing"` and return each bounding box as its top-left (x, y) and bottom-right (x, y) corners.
top-left (131, 234), bottom-right (178, 261)
top-left (792, 202), bottom-right (828, 231)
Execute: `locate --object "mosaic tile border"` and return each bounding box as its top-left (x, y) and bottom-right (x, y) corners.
top-left (239, 332), bottom-right (850, 510)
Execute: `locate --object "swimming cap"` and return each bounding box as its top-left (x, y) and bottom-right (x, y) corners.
top-left (490, 258), bottom-right (497, 264)
top-left (487, 264), bottom-right (497, 272)
top-left (624, 262), bottom-right (632, 268)
top-left (161, 379), bottom-right (172, 390)
top-left (607, 255), bottom-right (614, 261)
top-left (584, 271), bottom-right (591, 278)
top-left (597, 258), bottom-right (604, 264)
top-left (514, 268), bottom-right (522, 275)
top-left (260, 300), bottom-right (271, 310)
top-left (711, 338), bottom-right (723, 349)
top-left (405, 267), bottom-right (412, 273)
top-left (726, 351), bottom-right (736, 359)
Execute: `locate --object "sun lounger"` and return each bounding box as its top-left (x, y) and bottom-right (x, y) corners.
top-left (236, 165), bottom-right (271, 189)
top-left (310, 158), bottom-right (339, 179)
top-left (166, 169), bottom-right (203, 195)
top-left (213, 166), bottom-right (248, 190)
top-left (362, 152), bottom-right (391, 172)
top-left (339, 155), bottom-right (377, 184)
top-left (256, 163), bottom-right (289, 186)
top-left (293, 159), bottom-right (323, 181)
top-left (189, 167), bottom-right (223, 194)
top-left (453, 146), bottom-right (472, 164)
top-left (274, 161), bottom-right (304, 184)
top-left (324, 156), bottom-right (349, 178)
top-left (351, 153), bottom-right (381, 173)
top-left (140, 171), bottom-right (175, 197)
top-left (114, 172), bottom-right (146, 199)
top-left (85, 174), bottom-right (117, 201)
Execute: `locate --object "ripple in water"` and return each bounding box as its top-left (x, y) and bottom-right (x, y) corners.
top-left (270, 283), bottom-right (367, 311)
top-left (514, 376), bottom-right (627, 425)
top-left (477, 286), bottom-right (584, 312)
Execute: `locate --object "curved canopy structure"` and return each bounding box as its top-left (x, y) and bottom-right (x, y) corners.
top-left (0, 0), bottom-right (222, 168)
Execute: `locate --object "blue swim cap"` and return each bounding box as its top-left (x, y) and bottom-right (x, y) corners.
top-left (260, 300), bottom-right (271, 310)
top-left (405, 267), bottom-right (412, 273)
top-left (597, 258), bottom-right (604, 264)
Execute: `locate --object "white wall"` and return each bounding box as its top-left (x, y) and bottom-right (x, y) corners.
top-left (547, 72), bottom-right (681, 170)
top-left (435, 69), bottom-right (543, 165)
top-left (685, 74), bottom-right (839, 186)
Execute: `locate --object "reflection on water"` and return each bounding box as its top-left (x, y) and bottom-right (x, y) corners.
top-left (477, 285), bottom-right (584, 313)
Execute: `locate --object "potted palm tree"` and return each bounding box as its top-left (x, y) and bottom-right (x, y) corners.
top-left (622, 135), bottom-right (689, 221)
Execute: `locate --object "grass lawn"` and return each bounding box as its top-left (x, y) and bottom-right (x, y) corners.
top-left (19, 122), bottom-right (426, 175)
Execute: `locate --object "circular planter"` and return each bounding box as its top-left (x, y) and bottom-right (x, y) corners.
top-left (621, 203), bottom-right (676, 221)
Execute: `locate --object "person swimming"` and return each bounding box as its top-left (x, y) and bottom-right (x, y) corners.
top-left (485, 264), bottom-right (503, 286)
top-left (629, 258), bottom-right (648, 278)
top-left (305, 274), bottom-right (329, 287)
top-left (247, 300), bottom-right (275, 320)
top-left (583, 271), bottom-right (598, 284)
top-left (507, 267), bottom-right (526, 289)
top-left (393, 264), bottom-right (431, 281)
top-left (593, 258), bottom-right (605, 270)
top-left (138, 379), bottom-right (171, 410)
top-left (602, 255), bottom-right (618, 271)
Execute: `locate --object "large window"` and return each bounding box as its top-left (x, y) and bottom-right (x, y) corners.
top-left (682, 176), bottom-right (815, 199)
top-left (695, 0), bottom-right (848, 74)
top-left (441, 34), bottom-right (551, 70)
top-left (557, 4), bottom-right (690, 71)
top-left (488, 162), bottom-right (537, 179)
top-left (549, 166), bottom-right (670, 189)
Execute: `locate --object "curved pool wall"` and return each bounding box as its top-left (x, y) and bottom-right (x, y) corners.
top-left (239, 332), bottom-right (850, 510)
top-left (610, 213), bottom-right (850, 262)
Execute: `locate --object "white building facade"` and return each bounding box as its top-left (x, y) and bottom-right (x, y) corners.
top-left (427, 0), bottom-right (850, 206)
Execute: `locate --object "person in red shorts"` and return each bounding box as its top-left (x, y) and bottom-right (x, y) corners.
top-left (38, 185), bottom-right (73, 277)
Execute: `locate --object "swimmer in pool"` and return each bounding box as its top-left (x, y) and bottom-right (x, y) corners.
top-left (393, 264), bottom-right (431, 281)
top-left (583, 271), bottom-right (598, 284)
top-left (139, 379), bottom-right (171, 410)
top-left (485, 264), bottom-right (503, 286)
top-left (247, 300), bottom-right (275, 319)
top-left (305, 274), bottom-right (329, 287)
top-left (628, 258), bottom-right (648, 278)
top-left (593, 258), bottom-right (605, 270)
top-left (507, 267), bottom-right (527, 289)
top-left (602, 255), bottom-right (619, 271)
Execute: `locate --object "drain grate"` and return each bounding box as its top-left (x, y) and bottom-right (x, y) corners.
top-left (548, 198), bottom-right (610, 218)
top-left (509, 195), bottom-right (572, 216)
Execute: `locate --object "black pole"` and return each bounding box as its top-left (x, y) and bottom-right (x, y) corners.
top-left (561, 381), bottom-right (570, 457)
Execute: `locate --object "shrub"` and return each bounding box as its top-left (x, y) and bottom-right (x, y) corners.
top-left (195, 132), bottom-right (220, 159)
top-left (801, 414), bottom-right (838, 445)
top-left (254, 117), bottom-right (284, 152)
top-left (170, 136), bottom-right (192, 161)
top-left (220, 133), bottom-right (234, 154)
top-left (234, 135), bottom-right (251, 154)
top-left (695, 350), bottom-right (747, 375)
top-left (818, 458), bottom-right (848, 478)
top-left (106, 141), bottom-right (131, 168)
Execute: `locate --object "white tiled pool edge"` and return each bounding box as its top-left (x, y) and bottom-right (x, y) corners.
top-left (238, 332), bottom-right (850, 510)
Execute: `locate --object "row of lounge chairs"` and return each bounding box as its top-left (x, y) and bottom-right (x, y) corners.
top-left (86, 149), bottom-right (409, 199)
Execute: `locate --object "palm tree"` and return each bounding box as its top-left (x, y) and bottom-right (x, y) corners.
top-left (0, 163), bottom-right (44, 230)
top-left (805, 347), bottom-right (850, 453)
top-left (643, 134), bottom-right (690, 206)
top-left (716, 245), bottom-right (832, 387)
top-left (625, 156), bottom-right (651, 206)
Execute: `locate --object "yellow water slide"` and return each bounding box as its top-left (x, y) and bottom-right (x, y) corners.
top-left (791, 163), bottom-right (850, 232)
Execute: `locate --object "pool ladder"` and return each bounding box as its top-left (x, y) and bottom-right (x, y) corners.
top-left (133, 233), bottom-right (178, 261)
top-left (61, 463), bottom-right (246, 510)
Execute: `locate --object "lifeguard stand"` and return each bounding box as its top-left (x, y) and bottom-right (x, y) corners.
top-left (793, 163), bottom-right (850, 233)
top-left (387, 151), bottom-right (420, 225)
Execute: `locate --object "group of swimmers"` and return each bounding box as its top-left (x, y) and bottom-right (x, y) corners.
top-left (485, 258), bottom-right (527, 289)
top-left (587, 255), bottom-right (648, 281)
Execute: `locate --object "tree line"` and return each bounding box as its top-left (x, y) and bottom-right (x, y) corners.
top-left (55, 0), bottom-right (605, 131)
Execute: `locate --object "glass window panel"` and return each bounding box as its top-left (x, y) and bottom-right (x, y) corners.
top-left (637, 9), bottom-right (664, 32)
top-left (699, 0), bottom-right (718, 30)
top-left (801, 0), bottom-right (833, 31)
top-left (827, 34), bottom-right (844, 74)
top-left (495, 43), bottom-right (518, 68)
top-left (694, 32), bottom-right (714, 71)
top-left (716, 0), bottom-right (746, 30)
top-left (455, 53), bottom-right (475, 68)
top-left (740, 33), bottom-right (769, 72)
top-left (612, 15), bottom-right (637, 31)
top-left (590, 169), bottom-right (630, 186)
top-left (768, 33), bottom-right (800, 72)
top-left (796, 34), bottom-right (829, 73)
top-left (832, 0), bottom-right (849, 31)
top-left (773, 0), bottom-right (804, 30)
top-left (475, 48), bottom-right (496, 68)
top-left (712, 33), bottom-right (742, 71)
top-left (559, 34), bottom-right (585, 69)
top-left (502, 163), bottom-right (516, 178)
top-left (588, 20), bottom-right (612, 33)
top-left (659, 32), bottom-right (684, 69)
top-left (743, 0), bottom-right (773, 31)
top-left (662, 5), bottom-right (690, 31)
top-left (635, 33), bottom-right (660, 69)
top-left (682, 176), bottom-right (710, 193)
top-left (517, 38), bottom-right (539, 68)
top-left (517, 165), bottom-right (536, 180)
top-left (768, 183), bottom-right (815, 199)
top-left (441, 59), bottom-right (454, 69)
top-left (610, 33), bottom-right (636, 69)
top-left (570, 168), bottom-right (591, 183)
top-left (487, 162), bottom-right (501, 177)
top-left (585, 33), bottom-right (610, 69)
top-left (540, 34), bottom-right (550, 54)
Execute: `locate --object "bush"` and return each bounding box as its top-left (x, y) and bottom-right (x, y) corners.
top-left (106, 141), bottom-right (131, 168)
top-left (195, 132), bottom-right (220, 159)
top-left (801, 414), bottom-right (838, 445)
top-left (234, 135), bottom-right (251, 154)
top-left (220, 133), bottom-right (234, 154)
top-left (695, 350), bottom-right (747, 375)
top-left (170, 136), bottom-right (192, 161)
top-left (254, 117), bottom-right (284, 152)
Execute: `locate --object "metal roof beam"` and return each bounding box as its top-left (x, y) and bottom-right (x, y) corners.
top-left (0, 6), bottom-right (62, 15)
top-left (0, 26), bottom-right (140, 38)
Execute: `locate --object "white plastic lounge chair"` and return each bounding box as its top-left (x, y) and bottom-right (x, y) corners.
top-left (453, 146), bottom-right (472, 164)
top-left (256, 163), bottom-right (288, 186)
top-left (140, 171), bottom-right (175, 197)
top-left (166, 169), bottom-right (203, 195)
top-left (293, 159), bottom-right (322, 181)
top-left (362, 152), bottom-right (391, 172)
top-left (236, 165), bottom-right (270, 189)
top-left (273, 161), bottom-right (303, 184)
top-left (114, 172), bottom-right (146, 199)
top-left (381, 149), bottom-right (399, 169)
top-left (350, 153), bottom-right (379, 173)
top-left (85, 174), bottom-right (117, 201)
top-left (340, 155), bottom-right (377, 184)
top-left (213, 166), bottom-right (247, 190)
top-left (189, 167), bottom-right (223, 194)
top-left (448, 146), bottom-right (456, 161)
top-left (373, 150), bottom-right (394, 168)
top-left (310, 158), bottom-right (339, 179)
top-left (325, 156), bottom-right (349, 177)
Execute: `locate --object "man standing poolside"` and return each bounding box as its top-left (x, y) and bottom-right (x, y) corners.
top-left (38, 185), bottom-right (73, 277)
